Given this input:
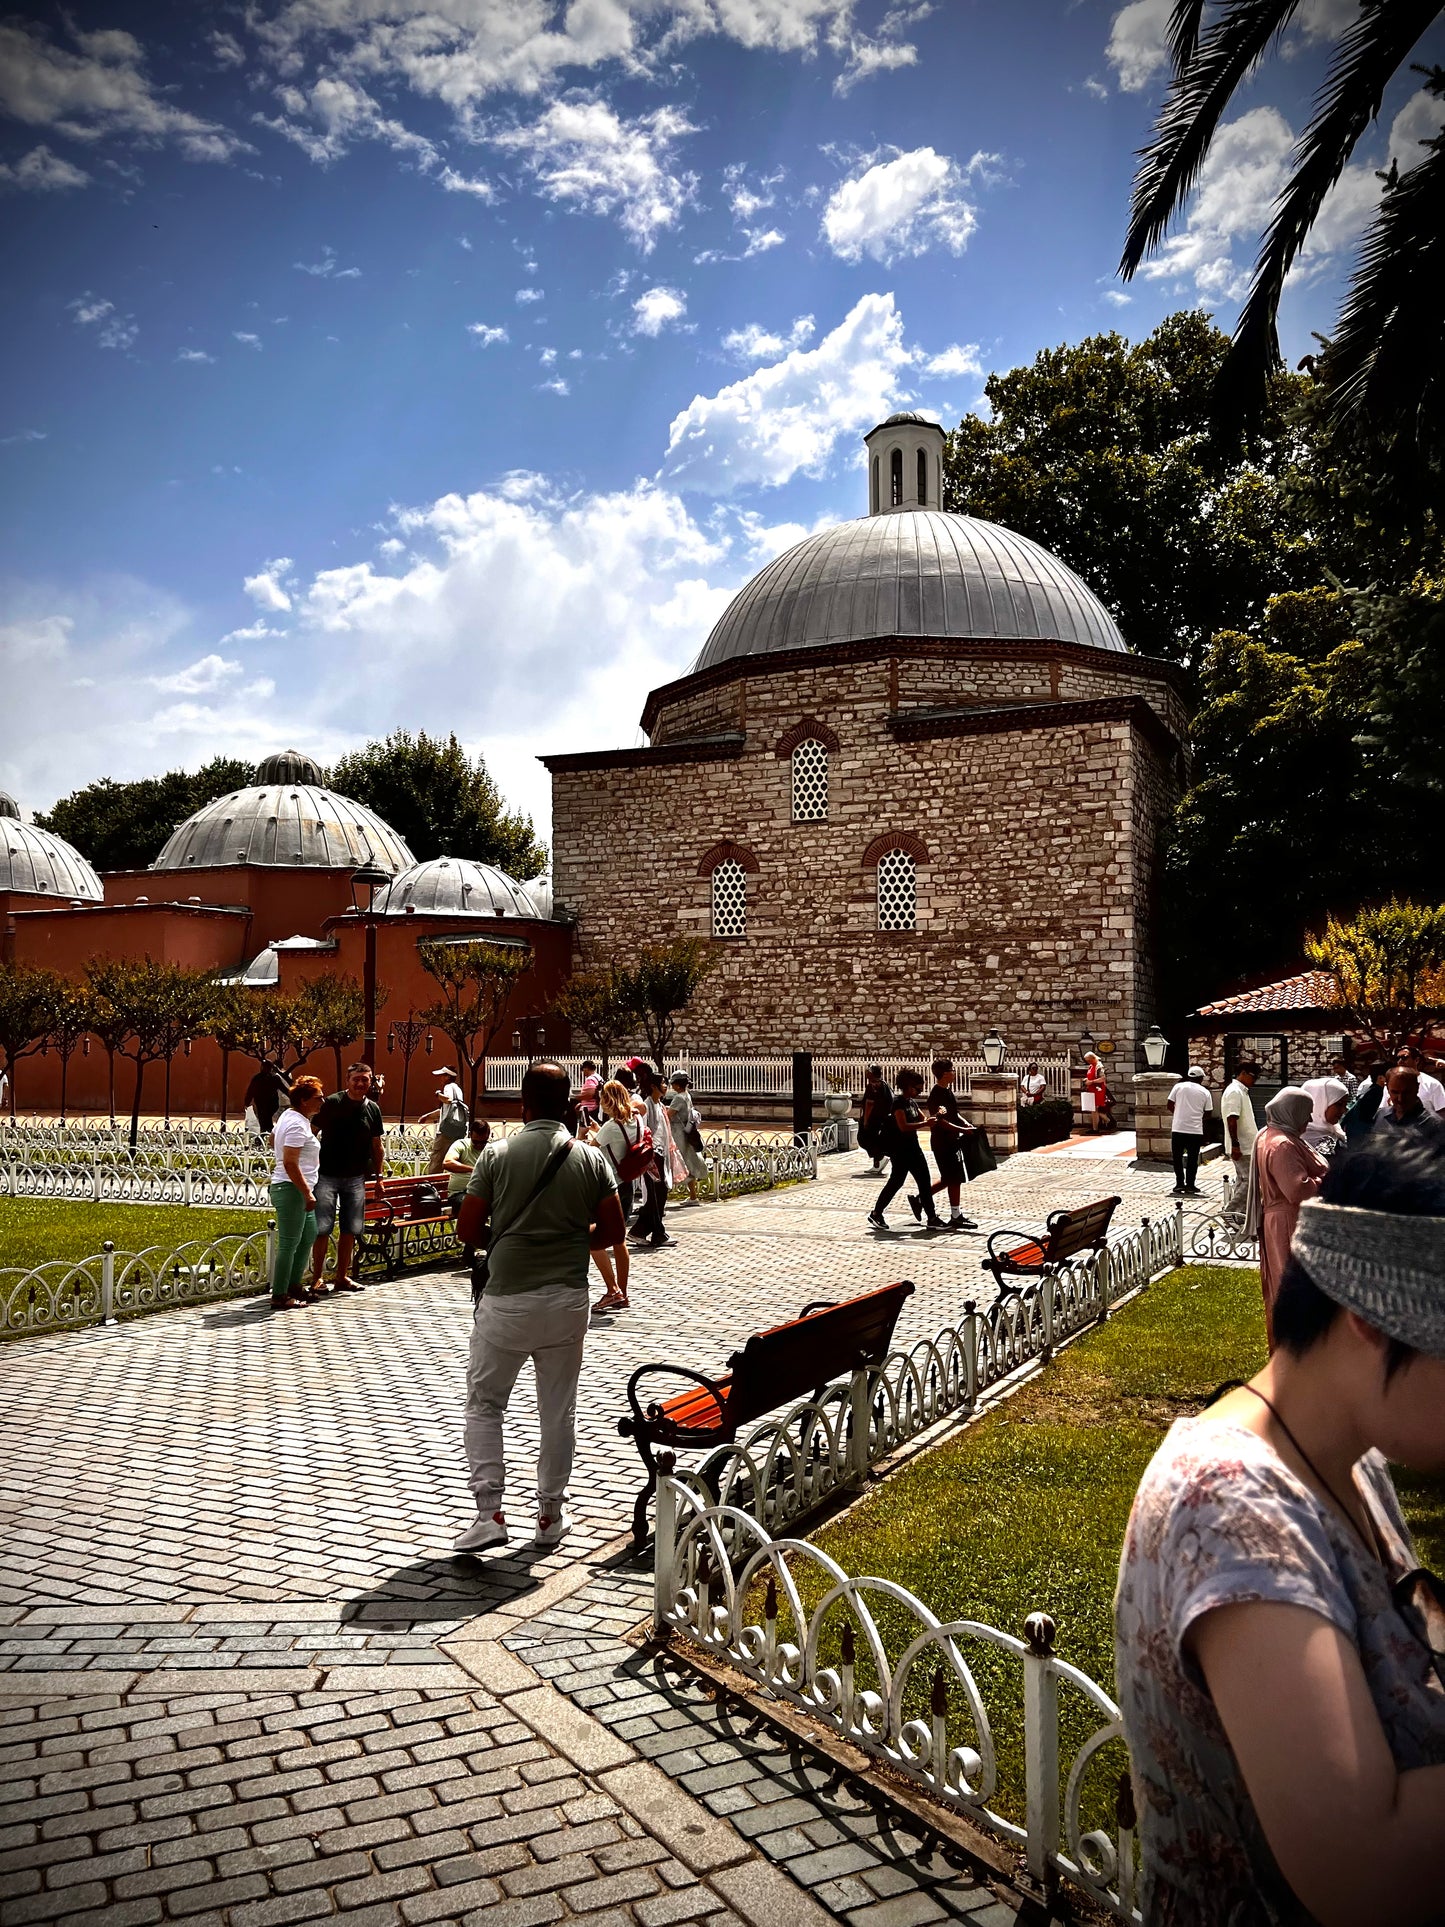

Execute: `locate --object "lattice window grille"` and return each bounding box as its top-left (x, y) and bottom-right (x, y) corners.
top-left (791, 739), bottom-right (829, 821)
top-left (877, 848), bottom-right (916, 931)
top-left (712, 859), bottom-right (747, 938)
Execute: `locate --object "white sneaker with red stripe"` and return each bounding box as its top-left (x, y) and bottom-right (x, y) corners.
top-left (534, 1508), bottom-right (572, 1547)
top-left (453, 1511), bottom-right (508, 1552)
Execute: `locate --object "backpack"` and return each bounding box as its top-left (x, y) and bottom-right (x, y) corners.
top-left (437, 1094), bottom-right (469, 1143)
top-left (608, 1119), bottom-right (654, 1184)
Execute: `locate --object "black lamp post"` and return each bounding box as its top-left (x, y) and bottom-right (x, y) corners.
top-left (386, 1010), bottom-right (427, 1124)
top-left (350, 861), bottom-right (390, 1065)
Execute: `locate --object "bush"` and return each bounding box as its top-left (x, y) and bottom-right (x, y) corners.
top-left (1017, 1096), bottom-right (1073, 1148)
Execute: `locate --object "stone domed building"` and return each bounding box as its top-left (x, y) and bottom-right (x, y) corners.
top-left (0, 791), bottom-right (103, 905)
top-left (151, 750), bottom-right (414, 876)
top-left (376, 855), bottom-right (539, 920)
top-left (545, 413), bottom-right (1186, 1067)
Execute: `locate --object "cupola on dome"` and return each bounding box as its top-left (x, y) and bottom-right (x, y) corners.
top-left (0, 797), bottom-right (103, 900)
top-left (151, 750), bottom-right (414, 874)
top-left (376, 856), bottom-right (543, 919)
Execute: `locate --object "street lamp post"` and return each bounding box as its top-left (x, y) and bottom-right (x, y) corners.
top-left (350, 862), bottom-right (390, 1066)
top-left (386, 1011), bottom-right (428, 1124)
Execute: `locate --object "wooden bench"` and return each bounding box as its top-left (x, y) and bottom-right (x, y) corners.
top-left (982, 1196), bottom-right (1120, 1296)
top-left (357, 1174), bottom-right (457, 1279)
top-left (617, 1279), bottom-right (915, 1545)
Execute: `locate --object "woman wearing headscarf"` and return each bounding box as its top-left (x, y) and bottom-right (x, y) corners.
top-left (1115, 1137), bottom-right (1445, 1927)
top-left (1243, 1087), bottom-right (1330, 1349)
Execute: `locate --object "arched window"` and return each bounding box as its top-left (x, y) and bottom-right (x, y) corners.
top-left (871, 456), bottom-right (879, 514)
top-left (791, 738), bottom-right (828, 821)
top-left (889, 447), bottom-right (903, 507)
top-left (711, 858), bottom-right (747, 938)
top-left (876, 848), bottom-right (916, 931)
top-left (917, 448), bottom-right (928, 507)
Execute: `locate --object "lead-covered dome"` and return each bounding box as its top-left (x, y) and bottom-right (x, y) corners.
top-left (693, 510), bottom-right (1125, 672)
top-left (376, 856), bottom-right (540, 918)
top-left (151, 752), bottom-right (414, 874)
top-left (0, 802), bottom-right (103, 900)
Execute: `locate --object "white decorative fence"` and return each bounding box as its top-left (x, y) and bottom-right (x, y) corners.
top-left (654, 1483), bottom-right (1139, 1922)
top-left (1, 1225), bottom-right (273, 1337)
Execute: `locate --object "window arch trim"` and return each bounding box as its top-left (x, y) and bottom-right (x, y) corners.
top-left (773, 717), bottom-right (841, 758)
top-left (697, 838), bottom-right (760, 877)
top-left (862, 829), bottom-right (931, 867)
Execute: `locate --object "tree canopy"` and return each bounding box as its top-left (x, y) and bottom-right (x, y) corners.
top-left (35, 758), bottom-right (253, 873)
top-left (328, 730), bottom-right (546, 878)
top-left (1305, 899), bottom-right (1445, 1052)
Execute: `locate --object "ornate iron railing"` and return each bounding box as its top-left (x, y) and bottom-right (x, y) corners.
top-left (0, 1225), bottom-right (273, 1337)
top-left (661, 1210), bottom-right (1185, 1538)
top-left (653, 1482), bottom-right (1139, 1921)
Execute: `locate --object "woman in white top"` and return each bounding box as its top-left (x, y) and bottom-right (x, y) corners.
top-left (590, 1081), bottom-right (640, 1310)
top-left (270, 1075), bottom-right (325, 1309)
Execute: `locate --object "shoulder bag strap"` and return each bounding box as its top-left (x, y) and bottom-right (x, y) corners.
top-left (487, 1138), bottom-right (574, 1253)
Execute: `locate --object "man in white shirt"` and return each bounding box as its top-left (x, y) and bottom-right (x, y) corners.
top-left (1219, 1063), bottom-right (1259, 1222)
top-left (1166, 1066), bottom-right (1213, 1197)
top-left (420, 1066), bottom-right (468, 1173)
top-left (1393, 1047), bottom-right (1445, 1118)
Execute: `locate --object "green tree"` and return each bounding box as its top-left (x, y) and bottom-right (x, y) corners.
top-left (1304, 899), bottom-right (1445, 1052)
top-left (418, 937), bottom-right (533, 1108)
top-left (620, 937), bottom-right (716, 1067)
top-left (550, 961), bottom-right (641, 1074)
top-left (45, 981), bottom-right (96, 1125)
top-left (85, 959), bottom-right (217, 1148)
top-left (1121, 5), bottom-right (1445, 472)
top-left (203, 983), bottom-right (254, 1125)
top-left (35, 757), bottom-right (254, 872)
top-left (329, 730), bottom-right (546, 877)
top-left (293, 973), bottom-right (377, 1089)
top-left (0, 963), bottom-right (59, 1118)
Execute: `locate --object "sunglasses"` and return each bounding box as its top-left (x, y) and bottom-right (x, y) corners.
top-left (1391, 1564), bottom-right (1445, 1689)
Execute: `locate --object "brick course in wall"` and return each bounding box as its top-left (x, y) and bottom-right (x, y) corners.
top-left (545, 647), bottom-right (1183, 1071)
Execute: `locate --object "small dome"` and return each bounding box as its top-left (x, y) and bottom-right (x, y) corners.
top-left (376, 856), bottom-right (541, 919)
top-left (875, 410), bottom-right (936, 429)
top-left (152, 775), bottom-right (413, 873)
top-left (255, 748), bottom-right (325, 785)
top-left (0, 811), bottom-right (103, 900)
top-left (521, 875), bottom-right (553, 920)
top-left (692, 510), bottom-right (1125, 672)
top-left (0, 791), bottom-right (20, 820)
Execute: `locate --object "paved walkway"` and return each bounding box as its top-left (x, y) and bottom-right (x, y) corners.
top-left (0, 1150), bottom-right (1184, 1926)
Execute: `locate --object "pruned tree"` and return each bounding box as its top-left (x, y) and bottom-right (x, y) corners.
top-left (85, 958), bottom-right (218, 1149)
top-left (1304, 899), bottom-right (1445, 1052)
top-left (293, 973), bottom-right (375, 1089)
top-left (157, 974), bottom-right (217, 1125)
top-left (45, 980), bottom-right (96, 1125)
top-left (620, 936), bottom-right (716, 1068)
top-left (418, 937), bottom-right (533, 1108)
top-left (203, 983), bottom-right (254, 1125)
top-left (550, 961), bottom-right (641, 1074)
top-left (0, 962), bottom-right (60, 1119)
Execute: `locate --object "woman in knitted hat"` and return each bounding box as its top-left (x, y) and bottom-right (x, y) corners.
top-left (1115, 1138), bottom-right (1445, 1927)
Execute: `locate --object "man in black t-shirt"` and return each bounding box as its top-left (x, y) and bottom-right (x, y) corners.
top-left (310, 1061), bottom-right (385, 1294)
top-left (914, 1058), bottom-right (980, 1230)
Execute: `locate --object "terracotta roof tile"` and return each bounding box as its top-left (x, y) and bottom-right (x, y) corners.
top-left (1191, 971), bottom-right (1336, 1019)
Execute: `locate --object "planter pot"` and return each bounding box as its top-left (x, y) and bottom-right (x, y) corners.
top-left (823, 1092), bottom-right (853, 1119)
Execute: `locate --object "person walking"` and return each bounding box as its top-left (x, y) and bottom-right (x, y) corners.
top-left (664, 1073), bottom-right (708, 1203)
top-left (420, 1067), bottom-right (468, 1173)
top-left (629, 1066), bottom-right (680, 1249)
top-left (575, 1062), bottom-right (602, 1129)
top-left (309, 1061), bottom-right (384, 1295)
top-left (1219, 1061), bottom-right (1259, 1222)
top-left (1166, 1066), bottom-right (1212, 1196)
top-left (244, 1059), bottom-right (291, 1138)
top-left (1242, 1088), bottom-right (1329, 1349)
top-left (443, 1115), bottom-right (491, 1268)
top-left (858, 1065), bottom-right (893, 1172)
top-left (1377, 1068), bottom-right (1445, 1142)
top-left (1344, 1061), bottom-right (1389, 1141)
top-left (868, 1069), bottom-right (943, 1231)
top-left (592, 1080), bottom-right (649, 1308)
top-left (269, 1075), bottom-right (324, 1311)
top-left (454, 1062), bottom-right (624, 1552)
top-left (1083, 1052), bottom-right (1114, 1134)
top-left (917, 1058), bottom-right (978, 1230)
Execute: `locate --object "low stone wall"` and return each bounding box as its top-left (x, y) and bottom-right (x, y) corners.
top-left (966, 1073), bottom-right (1019, 1158)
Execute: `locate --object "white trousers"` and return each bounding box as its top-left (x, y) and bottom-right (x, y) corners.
top-left (464, 1284), bottom-right (590, 1515)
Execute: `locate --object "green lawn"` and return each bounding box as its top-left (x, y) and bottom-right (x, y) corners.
top-left (771, 1264), bottom-right (1445, 1829)
top-left (0, 1199), bottom-right (265, 1271)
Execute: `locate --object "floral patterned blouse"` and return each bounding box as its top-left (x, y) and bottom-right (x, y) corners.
top-left (1114, 1417), bottom-right (1445, 1925)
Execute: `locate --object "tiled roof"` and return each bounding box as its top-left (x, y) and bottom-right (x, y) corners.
top-left (1191, 971), bottom-right (1336, 1019)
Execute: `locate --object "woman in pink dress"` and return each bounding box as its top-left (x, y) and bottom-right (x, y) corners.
top-left (1243, 1087), bottom-right (1329, 1347)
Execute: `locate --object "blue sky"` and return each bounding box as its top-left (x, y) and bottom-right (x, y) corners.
top-left (2, 0), bottom-right (1441, 841)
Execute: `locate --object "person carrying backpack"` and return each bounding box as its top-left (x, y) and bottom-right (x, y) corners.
top-left (421, 1066), bottom-right (469, 1173)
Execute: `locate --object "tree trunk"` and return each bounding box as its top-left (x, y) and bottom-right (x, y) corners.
top-left (399, 1054), bottom-right (411, 1126)
top-left (220, 1047), bottom-right (230, 1125)
top-left (164, 1052), bottom-right (173, 1126)
top-left (59, 1052), bottom-right (69, 1124)
top-left (106, 1046), bottom-right (116, 1124)
top-left (333, 1044), bottom-right (343, 1090)
top-left (129, 1057), bottom-right (146, 1152)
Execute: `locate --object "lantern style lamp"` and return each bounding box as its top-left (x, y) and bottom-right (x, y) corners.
top-left (512, 1029), bottom-right (523, 1054)
top-left (350, 861), bottom-right (388, 917)
top-left (1143, 1024), bottom-right (1169, 1070)
top-left (981, 1028), bottom-right (1006, 1072)
top-left (350, 860), bottom-right (390, 1061)
top-left (1079, 1026), bottom-right (1095, 1059)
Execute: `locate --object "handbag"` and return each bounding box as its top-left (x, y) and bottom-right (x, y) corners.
top-left (471, 1138), bottom-right (574, 1305)
top-left (438, 1095), bottom-right (469, 1143)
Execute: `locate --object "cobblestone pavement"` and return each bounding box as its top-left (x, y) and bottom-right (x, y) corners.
top-left (0, 1149), bottom-right (1183, 1924)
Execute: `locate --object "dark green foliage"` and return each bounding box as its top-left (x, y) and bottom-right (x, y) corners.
top-left (1016, 1096), bottom-right (1074, 1149)
top-left (35, 758), bottom-right (253, 872)
top-left (328, 730), bottom-right (546, 877)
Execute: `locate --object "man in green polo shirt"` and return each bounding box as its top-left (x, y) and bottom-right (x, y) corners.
top-left (454, 1063), bottom-right (624, 1553)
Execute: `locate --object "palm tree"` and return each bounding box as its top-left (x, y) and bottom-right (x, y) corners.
top-left (1120, 3), bottom-right (1445, 463)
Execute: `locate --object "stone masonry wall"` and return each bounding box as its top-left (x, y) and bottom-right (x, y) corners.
top-left (551, 654), bottom-right (1181, 1068)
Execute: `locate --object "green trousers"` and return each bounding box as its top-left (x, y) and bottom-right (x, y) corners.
top-left (270, 1181), bottom-right (316, 1300)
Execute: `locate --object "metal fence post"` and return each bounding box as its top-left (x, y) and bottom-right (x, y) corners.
top-left (265, 1217), bottom-right (277, 1293)
top-left (711, 1158), bottom-right (721, 1203)
top-left (1174, 1199), bottom-right (1185, 1266)
top-left (846, 1368), bottom-right (872, 1485)
top-left (91, 1151), bottom-right (101, 1202)
top-left (1139, 1216), bottom-right (1151, 1288)
top-left (100, 1241), bottom-right (116, 1325)
top-left (766, 1151), bottom-right (777, 1188)
top-left (1097, 1241), bottom-right (1112, 1323)
top-left (653, 1457), bottom-right (677, 1640)
top-left (1041, 1272), bottom-right (1056, 1362)
top-left (961, 1302), bottom-right (979, 1414)
top-left (809, 1132), bottom-right (819, 1180)
top-left (1022, 1611), bottom-right (1060, 1893)
top-left (183, 1166), bottom-right (193, 1207)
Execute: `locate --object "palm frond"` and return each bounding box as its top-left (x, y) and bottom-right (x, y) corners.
top-left (1325, 131), bottom-right (1445, 462)
top-left (1168, 0), bottom-right (1212, 70)
top-left (1121, 0), bottom-right (1301, 276)
top-left (1218, 0), bottom-right (1444, 423)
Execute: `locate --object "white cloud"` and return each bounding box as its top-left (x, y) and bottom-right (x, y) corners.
top-left (438, 165), bottom-right (494, 198)
top-left (1136, 105), bottom-right (1294, 297)
top-left (538, 377), bottom-right (570, 395)
top-left (631, 286), bottom-right (688, 337)
top-left (468, 322), bottom-right (509, 346)
top-left (1386, 87), bottom-right (1445, 175)
top-left (69, 293), bottom-right (137, 351)
top-left (1102, 290), bottom-right (1132, 307)
top-left (177, 347), bottom-right (215, 363)
top-left (1105, 0), bottom-right (1171, 94)
top-left (149, 653), bottom-right (244, 695)
top-left (210, 31), bottom-right (245, 69)
top-left (0, 21), bottom-right (249, 161)
top-left (834, 1), bottom-right (928, 95)
top-left (233, 330), bottom-right (264, 349)
top-left (722, 316), bottom-right (816, 361)
top-left (244, 559), bottom-right (295, 612)
top-left (1, 428), bottom-right (47, 445)
top-left (1082, 75), bottom-right (1109, 101)
top-left (258, 75), bottom-right (436, 169)
top-left (0, 143), bottom-right (89, 191)
top-left (490, 98), bottom-right (697, 251)
top-left (924, 341), bottom-right (983, 378)
top-left (821, 147), bottom-right (986, 264)
top-left (664, 290), bottom-right (913, 493)
top-left (516, 286), bottom-right (544, 304)
top-left (294, 244), bottom-right (361, 277)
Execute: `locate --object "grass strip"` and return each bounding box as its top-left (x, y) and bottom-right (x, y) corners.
top-left (0, 1198), bottom-right (265, 1272)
